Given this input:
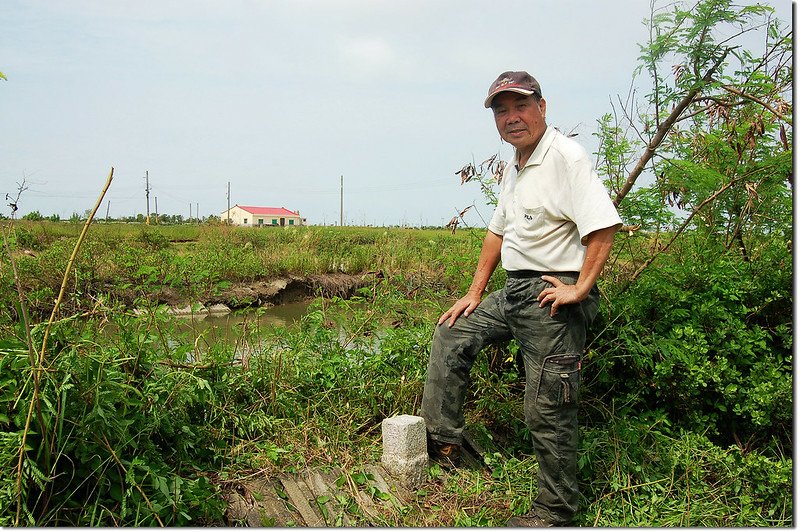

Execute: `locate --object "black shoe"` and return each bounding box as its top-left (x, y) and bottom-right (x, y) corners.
top-left (506, 513), bottom-right (554, 527)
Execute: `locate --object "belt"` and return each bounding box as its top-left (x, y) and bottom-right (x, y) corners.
top-left (505, 270), bottom-right (579, 279)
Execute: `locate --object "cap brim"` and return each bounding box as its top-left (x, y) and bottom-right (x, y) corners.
top-left (484, 88), bottom-right (535, 108)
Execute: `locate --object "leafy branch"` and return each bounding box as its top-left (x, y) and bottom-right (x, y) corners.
top-left (613, 49), bottom-right (731, 207)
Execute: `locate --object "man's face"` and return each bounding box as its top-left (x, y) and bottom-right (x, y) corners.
top-left (492, 92), bottom-right (547, 155)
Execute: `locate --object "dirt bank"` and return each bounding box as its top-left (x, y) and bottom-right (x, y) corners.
top-left (147, 272), bottom-right (375, 311)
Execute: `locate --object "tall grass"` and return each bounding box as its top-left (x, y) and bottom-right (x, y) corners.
top-left (0, 222), bottom-right (484, 321)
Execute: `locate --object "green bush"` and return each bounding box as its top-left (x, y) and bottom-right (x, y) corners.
top-left (579, 411), bottom-right (791, 526)
top-left (588, 235), bottom-right (792, 449)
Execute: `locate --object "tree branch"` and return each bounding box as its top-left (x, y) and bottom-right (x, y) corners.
top-left (613, 49), bottom-right (731, 207)
top-left (720, 84), bottom-right (792, 125)
top-left (15, 168), bottom-right (114, 526)
top-left (623, 176), bottom-right (738, 289)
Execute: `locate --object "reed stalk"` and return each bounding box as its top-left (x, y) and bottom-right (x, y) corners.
top-left (14, 168), bottom-right (114, 525)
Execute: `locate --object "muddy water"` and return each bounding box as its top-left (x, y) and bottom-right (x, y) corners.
top-left (169, 302), bottom-right (312, 364)
top-left (178, 301), bottom-right (312, 347)
top-left (176, 300), bottom-right (388, 362)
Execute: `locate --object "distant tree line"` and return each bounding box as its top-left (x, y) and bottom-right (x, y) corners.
top-left (4, 210), bottom-right (217, 225)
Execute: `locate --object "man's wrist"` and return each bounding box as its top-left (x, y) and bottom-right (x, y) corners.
top-left (573, 281), bottom-right (592, 301)
top-left (467, 286), bottom-right (485, 297)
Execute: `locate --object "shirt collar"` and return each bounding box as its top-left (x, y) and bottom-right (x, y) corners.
top-left (513, 125), bottom-right (556, 169)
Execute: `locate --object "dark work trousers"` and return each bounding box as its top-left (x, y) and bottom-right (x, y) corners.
top-left (420, 271), bottom-right (599, 525)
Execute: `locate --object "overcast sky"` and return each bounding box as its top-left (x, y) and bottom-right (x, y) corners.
top-left (1, 0), bottom-right (792, 227)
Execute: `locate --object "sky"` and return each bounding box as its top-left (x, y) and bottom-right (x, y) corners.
top-left (1, 0), bottom-right (792, 227)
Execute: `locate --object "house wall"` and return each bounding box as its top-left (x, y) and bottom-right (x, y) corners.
top-left (220, 206), bottom-right (305, 227)
top-left (220, 206), bottom-right (250, 226)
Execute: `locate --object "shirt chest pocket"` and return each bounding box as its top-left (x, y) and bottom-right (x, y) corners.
top-left (514, 202), bottom-right (545, 240)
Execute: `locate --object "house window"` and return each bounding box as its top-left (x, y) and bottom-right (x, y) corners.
top-left (243, 218), bottom-right (248, 224)
top-left (272, 219), bottom-right (278, 225)
top-left (289, 219), bottom-right (294, 225)
top-left (258, 219), bottom-right (264, 226)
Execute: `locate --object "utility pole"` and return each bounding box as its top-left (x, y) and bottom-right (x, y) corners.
top-left (154, 197), bottom-right (158, 225)
top-left (227, 181), bottom-right (231, 225)
top-left (340, 175), bottom-right (343, 226)
top-left (196, 202), bottom-right (199, 223)
top-left (144, 171), bottom-right (151, 225)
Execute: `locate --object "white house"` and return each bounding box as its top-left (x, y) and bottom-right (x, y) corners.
top-left (220, 205), bottom-right (306, 227)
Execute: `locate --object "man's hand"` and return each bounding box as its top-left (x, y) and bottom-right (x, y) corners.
top-left (537, 275), bottom-right (585, 317)
top-left (438, 292), bottom-right (482, 327)
top-left (538, 225), bottom-right (619, 317)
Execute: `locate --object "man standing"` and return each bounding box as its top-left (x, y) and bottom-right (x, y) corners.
top-left (420, 71), bottom-right (622, 527)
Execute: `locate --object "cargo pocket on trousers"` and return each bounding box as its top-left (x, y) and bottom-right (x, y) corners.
top-left (537, 354), bottom-right (581, 407)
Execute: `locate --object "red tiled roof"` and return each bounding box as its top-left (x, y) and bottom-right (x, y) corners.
top-left (237, 205), bottom-right (300, 216)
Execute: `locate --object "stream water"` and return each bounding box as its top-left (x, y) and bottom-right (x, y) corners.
top-left (172, 299), bottom-right (403, 362)
top-left (171, 301), bottom-right (312, 361)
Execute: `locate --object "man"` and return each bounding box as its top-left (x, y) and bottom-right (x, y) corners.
top-left (420, 71), bottom-right (622, 527)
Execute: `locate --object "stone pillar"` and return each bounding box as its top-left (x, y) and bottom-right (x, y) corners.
top-left (380, 415), bottom-right (428, 489)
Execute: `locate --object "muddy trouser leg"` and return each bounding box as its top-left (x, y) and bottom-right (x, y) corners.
top-left (420, 290), bottom-right (512, 445)
top-left (504, 274), bottom-right (599, 526)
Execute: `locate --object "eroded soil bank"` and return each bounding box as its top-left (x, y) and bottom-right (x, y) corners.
top-left (143, 272), bottom-right (375, 312)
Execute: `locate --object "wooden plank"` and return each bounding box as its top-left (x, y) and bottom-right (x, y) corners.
top-left (364, 464), bottom-right (393, 498)
top-left (280, 476), bottom-right (325, 527)
top-left (336, 469), bottom-right (382, 523)
top-left (223, 478), bottom-right (298, 527)
top-left (351, 465), bottom-right (398, 522)
top-left (262, 479), bottom-right (303, 526)
top-left (363, 464), bottom-right (411, 508)
top-left (320, 469), bottom-right (360, 526)
top-left (383, 464), bottom-right (411, 499)
top-left (294, 474), bottom-right (328, 526)
top-left (223, 489), bottom-right (260, 526)
top-left (354, 489), bottom-right (382, 521)
top-left (463, 427), bottom-right (491, 471)
top-left (312, 468), bottom-right (382, 524)
top-left (304, 471), bottom-right (351, 527)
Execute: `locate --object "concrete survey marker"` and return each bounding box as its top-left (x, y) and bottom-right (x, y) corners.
top-left (380, 414), bottom-right (429, 490)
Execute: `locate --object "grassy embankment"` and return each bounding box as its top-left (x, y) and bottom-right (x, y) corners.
top-left (0, 221), bottom-right (792, 526)
top-left (2, 221), bottom-right (480, 316)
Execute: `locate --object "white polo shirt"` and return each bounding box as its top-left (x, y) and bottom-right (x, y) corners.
top-left (488, 126), bottom-right (622, 272)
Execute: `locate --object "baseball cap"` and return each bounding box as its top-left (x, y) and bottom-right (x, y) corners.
top-left (484, 71), bottom-right (542, 108)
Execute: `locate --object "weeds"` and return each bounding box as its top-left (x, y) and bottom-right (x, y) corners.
top-left (0, 222), bottom-right (479, 320)
top-left (0, 220), bottom-right (792, 526)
